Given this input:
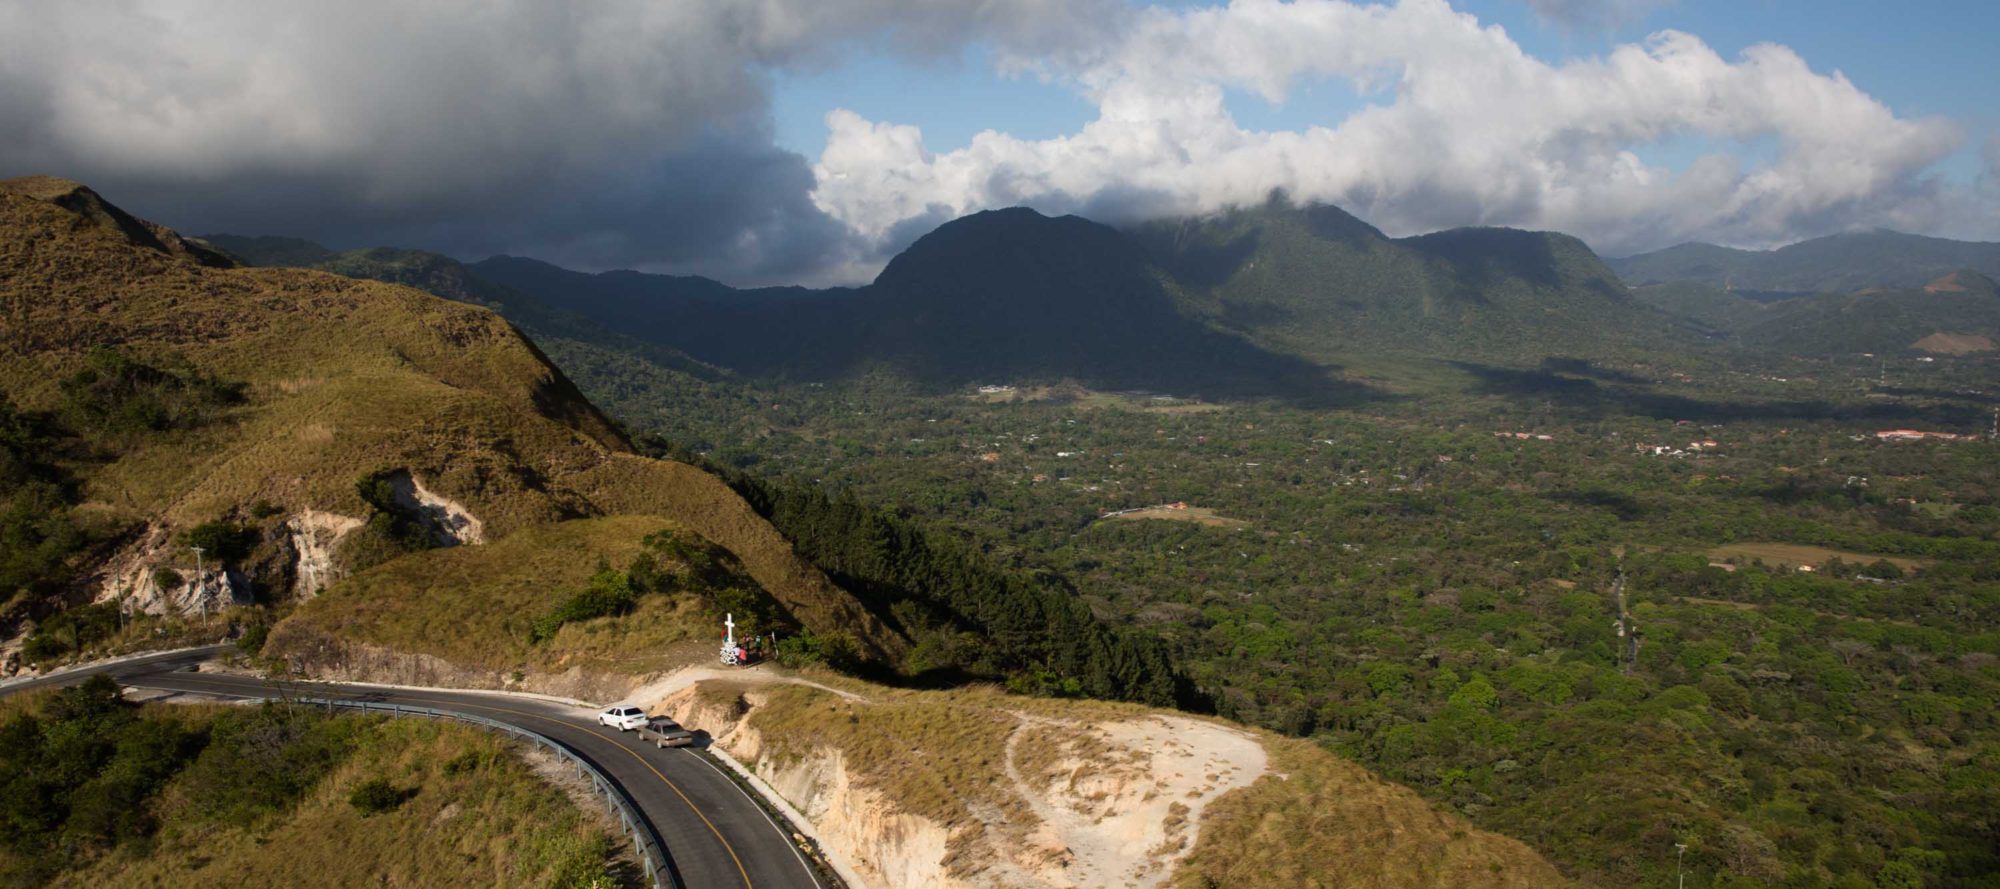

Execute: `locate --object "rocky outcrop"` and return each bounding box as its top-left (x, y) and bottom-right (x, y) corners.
top-left (90, 524), bottom-right (250, 617)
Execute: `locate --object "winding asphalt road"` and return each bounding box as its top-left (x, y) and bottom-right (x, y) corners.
top-left (1, 648), bottom-right (825, 889)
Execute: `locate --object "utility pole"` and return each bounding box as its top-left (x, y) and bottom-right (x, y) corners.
top-left (191, 545), bottom-right (207, 624)
top-left (1676, 843), bottom-right (1688, 889)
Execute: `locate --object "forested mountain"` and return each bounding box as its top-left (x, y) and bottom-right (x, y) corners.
top-left (1129, 198), bottom-right (1703, 363)
top-left (1611, 230), bottom-right (2000, 295)
top-left (472, 208), bottom-right (1346, 397)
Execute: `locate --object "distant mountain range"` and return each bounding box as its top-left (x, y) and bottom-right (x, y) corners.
top-left (208, 207), bottom-right (2000, 394)
top-left (213, 198), bottom-right (1716, 398)
top-left (1610, 230), bottom-right (2000, 296)
top-left (1608, 230), bottom-right (2000, 357)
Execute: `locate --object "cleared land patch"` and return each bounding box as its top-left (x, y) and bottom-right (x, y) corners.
top-left (1104, 505), bottom-right (1249, 527)
top-left (1913, 332), bottom-right (1994, 354)
top-left (1705, 542), bottom-right (1930, 573)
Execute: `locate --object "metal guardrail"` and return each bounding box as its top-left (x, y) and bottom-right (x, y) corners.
top-left (296, 697), bottom-right (681, 889)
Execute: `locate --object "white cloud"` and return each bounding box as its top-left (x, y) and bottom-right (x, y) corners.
top-left (812, 0), bottom-right (1974, 263)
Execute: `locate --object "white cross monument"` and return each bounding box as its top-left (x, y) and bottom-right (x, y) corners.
top-left (720, 613), bottom-right (738, 665)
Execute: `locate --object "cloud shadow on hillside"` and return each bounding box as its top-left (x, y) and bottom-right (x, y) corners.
top-left (1450, 360), bottom-right (1992, 425)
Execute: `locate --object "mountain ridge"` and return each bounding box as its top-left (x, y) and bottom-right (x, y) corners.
top-left (1611, 229), bottom-right (2000, 294)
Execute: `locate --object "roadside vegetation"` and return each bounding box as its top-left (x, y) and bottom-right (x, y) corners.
top-left (0, 676), bottom-right (619, 888)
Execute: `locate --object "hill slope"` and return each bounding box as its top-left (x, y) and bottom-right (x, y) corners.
top-left (1740, 270), bottom-right (2000, 356)
top-left (0, 176), bottom-right (901, 670)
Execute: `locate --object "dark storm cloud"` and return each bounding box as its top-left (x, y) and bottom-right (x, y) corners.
top-left (0, 0), bottom-right (1121, 285)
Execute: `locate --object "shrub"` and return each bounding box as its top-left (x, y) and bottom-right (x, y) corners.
top-left (180, 520), bottom-right (258, 564)
top-left (347, 778), bottom-right (411, 815)
top-left (529, 567), bottom-right (637, 643)
top-left (22, 602), bottom-right (123, 663)
top-left (56, 347), bottom-right (244, 444)
top-left (236, 623), bottom-right (270, 655)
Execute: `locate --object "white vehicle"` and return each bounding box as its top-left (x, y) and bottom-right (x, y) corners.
top-left (597, 705), bottom-right (648, 731)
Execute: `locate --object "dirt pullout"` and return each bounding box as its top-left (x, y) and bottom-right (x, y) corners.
top-left (1913, 332), bottom-right (1995, 355)
top-left (1003, 714), bottom-right (1265, 888)
top-left (621, 662), bottom-right (866, 706)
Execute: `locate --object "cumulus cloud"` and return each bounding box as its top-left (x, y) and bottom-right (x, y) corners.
top-left (813, 0), bottom-right (1975, 262)
top-left (0, 0), bottom-right (1117, 284)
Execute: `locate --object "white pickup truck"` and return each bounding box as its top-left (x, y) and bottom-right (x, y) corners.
top-left (638, 717), bottom-right (696, 749)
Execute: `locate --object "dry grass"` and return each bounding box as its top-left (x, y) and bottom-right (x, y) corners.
top-left (61, 716), bottom-right (619, 888)
top-left (1705, 542), bottom-right (1930, 573)
top-left (1171, 736), bottom-right (1574, 888)
top-left (277, 515), bottom-right (707, 673)
top-left (1, 181), bottom-right (905, 666)
top-left (743, 681), bottom-right (1025, 826)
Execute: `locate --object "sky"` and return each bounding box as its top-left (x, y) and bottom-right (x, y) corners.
top-left (3, 0), bottom-right (1995, 287)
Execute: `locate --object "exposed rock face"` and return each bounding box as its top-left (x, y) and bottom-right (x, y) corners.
top-left (90, 524), bottom-right (250, 617)
top-left (658, 685), bottom-right (972, 889)
top-left (287, 509), bottom-right (364, 598)
top-left (384, 469), bottom-right (486, 546)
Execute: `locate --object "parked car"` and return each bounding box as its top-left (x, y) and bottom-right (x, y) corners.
top-left (597, 705), bottom-right (648, 731)
top-left (639, 717), bottom-right (696, 749)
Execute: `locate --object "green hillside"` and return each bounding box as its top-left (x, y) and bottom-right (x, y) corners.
top-left (1742, 271), bottom-right (2000, 356)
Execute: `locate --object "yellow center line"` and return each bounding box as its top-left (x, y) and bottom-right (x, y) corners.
top-left (143, 676), bottom-right (756, 889)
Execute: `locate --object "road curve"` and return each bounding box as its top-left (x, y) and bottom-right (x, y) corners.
top-left (2, 655), bottom-right (825, 889)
